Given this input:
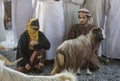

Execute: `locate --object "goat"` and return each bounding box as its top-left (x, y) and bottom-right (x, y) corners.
top-left (0, 60), bottom-right (77, 81)
top-left (51, 27), bottom-right (105, 75)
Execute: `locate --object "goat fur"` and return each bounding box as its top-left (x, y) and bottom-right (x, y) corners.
top-left (51, 27), bottom-right (105, 75)
top-left (0, 60), bottom-right (77, 81)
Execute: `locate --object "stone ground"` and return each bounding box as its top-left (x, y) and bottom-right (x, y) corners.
top-left (0, 28), bottom-right (120, 81)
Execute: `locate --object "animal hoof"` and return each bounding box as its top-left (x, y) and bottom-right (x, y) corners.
top-left (86, 71), bottom-right (92, 75)
top-left (86, 68), bottom-right (92, 75)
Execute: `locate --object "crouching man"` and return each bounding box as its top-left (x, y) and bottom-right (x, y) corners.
top-left (16, 18), bottom-right (50, 73)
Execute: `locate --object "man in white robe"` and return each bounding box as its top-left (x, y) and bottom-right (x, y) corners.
top-left (39, 0), bottom-right (65, 60)
top-left (0, 0), bottom-right (6, 49)
top-left (12, 0), bottom-right (34, 44)
top-left (102, 0), bottom-right (120, 59)
top-left (32, 0), bottom-right (40, 18)
top-left (84, 0), bottom-right (106, 57)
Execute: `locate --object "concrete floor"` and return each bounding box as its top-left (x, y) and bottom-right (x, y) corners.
top-left (1, 29), bottom-right (15, 49)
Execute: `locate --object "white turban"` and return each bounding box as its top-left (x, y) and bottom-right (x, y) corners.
top-left (78, 8), bottom-right (91, 18)
top-left (78, 8), bottom-right (93, 24)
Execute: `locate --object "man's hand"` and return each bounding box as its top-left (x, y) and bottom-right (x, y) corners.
top-left (29, 40), bottom-right (38, 46)
top-left (25, 63), bottom-right (31, 70)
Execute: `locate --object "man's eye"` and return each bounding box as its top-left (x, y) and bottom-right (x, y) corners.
top-left (83, 17), bottom-right (86, 19)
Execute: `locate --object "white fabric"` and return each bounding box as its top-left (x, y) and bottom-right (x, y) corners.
top-left (32, 0), bottom-right (40, 18)
top-left (84, 0), bottom-right (106, 57)
top-left (0, 0), bottom-right (6, 42)
top-left (12, 0), bottom-right (33, 43)
top-left (40, 0), bottom-right (65, 60)
top-left (63, 0), bottom-right (84, 39)
top-left (84, 0), bottom-right (106, 28)
top-left (102, 0), bottom-right (120, 59)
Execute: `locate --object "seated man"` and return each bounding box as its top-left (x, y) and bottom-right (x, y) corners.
top-left (16, 18), bottom-right (50, 73)
top-left (68, 8), bottom-right (94, 39)
top-left (68, 8), bottom-right (100, 71)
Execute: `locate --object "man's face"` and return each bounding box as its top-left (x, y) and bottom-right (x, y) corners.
top-left (78, 13), bottom-right (88, 25)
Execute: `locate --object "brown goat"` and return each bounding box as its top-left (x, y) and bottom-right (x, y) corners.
top-left (51, 27), bottom-right (105, 75)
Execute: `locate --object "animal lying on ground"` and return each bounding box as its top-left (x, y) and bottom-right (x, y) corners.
top-left (51, 27), bottom-right (106, 75)
top-left (0, 60), bottom-right (77, 81)
top-left (0, 54), bottom-right (23, 65)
